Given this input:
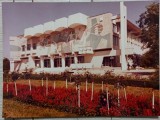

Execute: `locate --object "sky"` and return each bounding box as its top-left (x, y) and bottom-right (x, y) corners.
top-left (2, 1), bottom-right (158, 59)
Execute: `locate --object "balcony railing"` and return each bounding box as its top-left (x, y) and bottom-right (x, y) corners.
top-left (37, 46), bottom-right (51, 57)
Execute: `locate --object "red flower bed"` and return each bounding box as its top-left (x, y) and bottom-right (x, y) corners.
top-left (3, 82), bottom-right (160, 116)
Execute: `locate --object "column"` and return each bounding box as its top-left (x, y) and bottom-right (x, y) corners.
top-left (62, 55), bottom-right (65, 69)
top-left (50, 56), bottom-right (54, 68)
top-left (40, 56), bottom-right (44, 68)
top-left (28, 56), bottom-right (35, 69)
top-left (74, 53), bottom-right (78, 64)
top-left (10, 61), bottom-right (15, 72)
top-left (120, 2), bottom-right (127, 70)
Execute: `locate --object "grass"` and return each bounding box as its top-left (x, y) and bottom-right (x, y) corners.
top-left (3, 99), bottom-right (78, 118)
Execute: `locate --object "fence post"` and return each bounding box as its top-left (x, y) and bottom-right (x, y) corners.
top-left (7, 82), bottom-right (8, 93)
top-left (29, 79), bottom-right (31, 92)
top-left (78, 84), bottom-right (80, 108)
top-left (53, 81), bottom-right (56, 90)
top-left (152, 89), bottom-right (155, 109)
top-left (46, 77), bottom-right (48, 96)
top-left (124, 86), bottom-right (127, 101)
top-left (102, 81), bottom-right (104, 92)
top-left (91, 81), bottom-right (94, 101)
top-left (66, 78), bottom-right (68, 89)
top-left (106, 85), bottom-right (109, 115)
top-left (86, 79), bottom-right (88, 92)
top-left (42, 78), bottom-right (44, 87)
top-left (14, 81), bottom-right (17, 96)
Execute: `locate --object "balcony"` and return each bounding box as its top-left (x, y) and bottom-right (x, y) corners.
top-left (44, 21), bottom-right (55, 34)
top-left (55, 17), bottom-right (68, 31)
top-left (24, 27), bottom-right (34, 38)
top-left (33, 24), bottom-right (44, 37)
top-left (68, 13), bottom-right (88, 28)
top-left (50, 44), bottom-right (58, 55)
top-left (37, 46), bottom-right (51, 57)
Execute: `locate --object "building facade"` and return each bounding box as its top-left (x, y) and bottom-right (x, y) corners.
top-left (10, 12), bottom-right (143, 73)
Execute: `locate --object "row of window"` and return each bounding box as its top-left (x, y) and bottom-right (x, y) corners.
top-left (37, 56), bottom-right (85, 68)
top-left (22, 43), bottom-right (37, 51)
top-left (37, 56), bottom-right (118, 68)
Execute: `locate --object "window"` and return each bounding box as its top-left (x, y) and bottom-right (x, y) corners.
top-left (65, 57), bottom-right (74, 67)
top-left (54, 58), bottom-right (62, 67)
top-left (27, 44), bottom-right (31, 50)
top-left (22, 45), bottom-right (25, 51)
top-left (78, 56), bottom-right (84, 63)
top-left (113, 24), bottom-right (117, 33)
top-left (33, 43), bottom-right (37, 50)
top-left (113, 35), bottom-right (119, 46)
top-left (44, 59), bottom-right (51, 68)
top-left (102, 56), bottom-right (116, 67)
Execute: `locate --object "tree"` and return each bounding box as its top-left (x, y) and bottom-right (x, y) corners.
top-left (137, 2), bottom-right (159, 68)
top-left (3, 57), bottom-right (10, 74)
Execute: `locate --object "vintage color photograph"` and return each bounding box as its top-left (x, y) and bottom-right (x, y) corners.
top-left (2, 1), bottom-right (159, 118)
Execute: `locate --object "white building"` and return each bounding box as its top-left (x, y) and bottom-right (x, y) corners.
top-left (10, 12), bottom-right (143, 73)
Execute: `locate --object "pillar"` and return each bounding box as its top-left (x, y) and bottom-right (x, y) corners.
top-left (40, 56), bottom-right (44, 68)
top-left (120, 2), bottom-right (127, 70)
top-left (62, 55), bottom-right (65, 68)
top-left (10, 61), bottom-right (15, 72)
top-left (74, 53), bottom-right (78, 64)
top-left (50, 56), bottom-right (54, 68)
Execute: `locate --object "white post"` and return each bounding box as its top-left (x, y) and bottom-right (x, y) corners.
top-left (7, 83), bottom-right (8, 93)
top-left (102, 81), bottom-right (104, 92)
top-left (152, 90), bottom-right (155, 109)
top-left (91, 81), bottom-right (94, 101)
top-left (29, 79), bottom-right (31, 92)
top-left (53, 81), bottom-right (56, 90)
top-left (120, 1), bottom-right (127, 70)
top-left (86, 79), bottom-right (88, 92)
top-left (46, 77), bottom-right (48, 96)
top-left (50, 56), bottom-right (54, 68)
top-left (14, 81), bottom-right (17, 96)
top-left (74, 54), bottom-right (78, 64)
top-left (78, 85), bottom-right (80, 107)
top-left (40, 57), bottom-right (44, 68)
top-left (42, 78), bottom-right (44, 87)
top-left (118, 88), bottom-right (120, 107)
top-left (76, 85), bottom-right (78, 91)
top-left (106, 86), bottom-right (109, 115)
top-left (66, 78), bottom-right (68, 89)
top-left (124, 87), bottom-right (127, 101)
top-left (62, 55), bottom-right (65, 69)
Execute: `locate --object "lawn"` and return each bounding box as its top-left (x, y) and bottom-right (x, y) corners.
top-left (3, 99), bottom-right (77, 118)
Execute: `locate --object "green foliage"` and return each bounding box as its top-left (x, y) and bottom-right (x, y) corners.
top-left (8, 71), bottom-right (159, 89)
top-left (3, 58), bottom-right (10, 74)
top-left (137, 2), bottom-right (159, 68)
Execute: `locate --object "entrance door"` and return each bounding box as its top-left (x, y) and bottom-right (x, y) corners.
top-left (35, 60), bottom-right (40, 67)
top-left (102, 56), bottom-right (116, 67)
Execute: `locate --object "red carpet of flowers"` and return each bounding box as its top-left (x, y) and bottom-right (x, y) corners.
top-left (3, 82), bottom-right (160, 116)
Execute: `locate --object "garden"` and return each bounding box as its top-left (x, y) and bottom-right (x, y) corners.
top-left (3, 71), bottom-right (160, 117)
